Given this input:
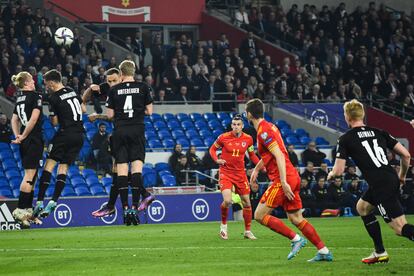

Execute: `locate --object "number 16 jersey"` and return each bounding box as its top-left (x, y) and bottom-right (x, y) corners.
top-left (106, 81), bottom-right (153, 128)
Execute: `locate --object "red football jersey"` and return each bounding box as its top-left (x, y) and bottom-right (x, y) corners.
top-left (257, 120), bottom-right (298, 181)
top-left (213, 131), bottom-right (255, 174)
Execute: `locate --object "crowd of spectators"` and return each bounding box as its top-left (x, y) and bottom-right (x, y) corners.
top-left (234, 2), bottom-right (414, 119)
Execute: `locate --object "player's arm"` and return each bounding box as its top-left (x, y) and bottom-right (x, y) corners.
top-left (88, 113), bottom-right (111, 122)
top-left (247, 139), bottom-right (260, 165)
top-left (268, 145), bottom-right (295, 200)
top-left (327, 158), bottom-right (346, 180)
top-left (19, 109), bottom-right (41, 141)
top-left (145, 103), bottom-right (153, 116)
top-left (209, 136), bottom-right (226, 165)
top-left (81, 84), bottom-right (100, 104)
top-left (10, 114), bottom-right (21, 144)
top-left (250, 159), bottom-right (264, 186)
top-left (393, 142), bottom-right (411, 184)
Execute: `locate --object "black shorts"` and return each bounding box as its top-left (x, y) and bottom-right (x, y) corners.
top-left (362, 173), bottom-right (404, 223)
top-left (48, 129), bottom-right (84, 165)
top-left (20, 134), bottom-right (44, 169)
top-left (112, 125), bottom-right (145, 164)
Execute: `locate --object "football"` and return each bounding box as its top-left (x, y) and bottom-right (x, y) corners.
top-left (54, 27), bottom-right (74, 46)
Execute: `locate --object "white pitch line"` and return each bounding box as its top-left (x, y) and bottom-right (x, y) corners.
top-left (1, 246), bottom-right (414, 252)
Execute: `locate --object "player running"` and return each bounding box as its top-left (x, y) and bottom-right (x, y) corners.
top-left (209, 114), bottom-right (260, 240)
top-left (105, 60), bottom-right (154, 225)
top-left (246, 98), bottom-right (332, 262)
top-left (33, 69), bottom-right (86, 218)
top-left (328, 99), bottom-right (414, 264)
top-left (10, 72), bottom-right (44, 227)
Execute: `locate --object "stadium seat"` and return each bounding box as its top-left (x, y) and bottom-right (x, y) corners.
top-left (181, 120), bottom-right (195, 130)
top-left (62, 187), bottom-right (77, 197)
top-left (145, 130), bottom-right (158, 140)
top-left (315, 137), bottom-right (329, 146)
top-left (203, 113), bottom-right (217, 121)
top-left (150, 113), bottom-right (163, 122)
top-left (0, 188), bottom-right (13, 198)
top-left (208, 120), bottom-right (222, 130)
top-left (177, 138), bottom-right (190, 149)
top-left (190, 138), bottom-right (204, 148)
top-left (176, 113), bottom-right (190, 122)
top-left (185, 129), bottom-right (200, 140)
top-left (212, 129), bottom-right (223, 138)
top-left (71, 176), bottom-right (87, 188)
top-left (323, 159), bottom-right (332, 166)
top-left (9, 177), bottom-right (21, 189)
top-left (204, 137), bottom-right (215, 147)
top-left (286, 136), bottom-right (300, 146)
top-left (10, 144), bottom-right (19, 152)
top-left (101, 177), bottom-right (112, 192)
top-left (280, 128), bottom-right (294, 138)
top-left (264, 112), bottom-right (272, 122)
top-left (0, 142), bottom-right (10, 150)
top-left (167, 120), bottom-right (181, 130)
top-left (299, 136), bottom-right (312, 145)
top-left (221, 119), bottom-right (232, 129)
top-left (144, 121), bottom-right (153, 129)
top-left (12, 188), bottom-right (20, 198)
top-left (171, 129), bottom-right (185, 140)
top-left (90, 185), bottom-right (107, 196)
top-left (162, 139), bottom-right (175, 149)
top-left (154, 162), bottom-right (171, 172)
top-left (158, 129), bottom-right (172, 140)
top-left (294, 128), bottom-right (309, 137)
top-left (82, 169), bottom-right (96, 179)
top-left (216, 112), bottom-right (231, 122)
top-left (5, 170), bottom-right (20, 180)
top-left (161, 174), bottom-right (177, 186)
top-left (274, 120), bottom-right (290, 129)
top-left (199, 129), bottom-right (213, 138)
top-left (83, 121), bottom-right (96, 131)
top-left (190, 113), bottom-right (203, 122)
top-left (153, 121), bottom-right (167, 130)
top-left (158, 170), bottom-right (172, 177)
top-left (143, 171), bottom-right (157, 188)
top-left (148, 139), bottom-right (163, 151)
top-left (75, 186), bottom-right (92, 196)
top-left (162, 113), bottom-right (175, 122)
top-left (194, 120), bottom-right (208, 130)
top-left (0, 151), bottom-right (14, 160)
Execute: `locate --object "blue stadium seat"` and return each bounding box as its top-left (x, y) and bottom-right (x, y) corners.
top-left (176, 113), bottom-right (190, 122)
top-left (221, 119), bottom-right (232, 129)
top-left (150, 113), bottom-right (163, 122)
top-left (274, 120), bottom-right (290, 129)
top-left (162, 174), bottom-right (177, 186)
top-left (0, 151), bottom-right (14, 160)
top-left (294, 128), bottom-right (309, 137)
top-left (45, 186), bottom-right (55, 198)
top-left (101, 177), bottom-right (112, 192)
top-left (145, 130), bottom-right (157, 140)
top-left (212, 129), bottom-right (223, 138)
top-left (322, 159), bottom-right (332, 166)
top-left (83, 122), bottom-right (96, 131)
top-left (0, 142), bottom-right (10, 150)
top-left (299, 136), bottom-right (312, 145)
top-left (153, 121), bottom-right (167, 130)
top-left (171, 129), bottom-right (185, 140)
top-left (158, 129), bottom-right (172, 140)
top-left (264, 112), bottom-right (272, 122)
top-left (208, 120), bottom-right (222, 130)
top-left (0, 180), bottom-right (9, 189)
top-left (217, 112), bottom-right (231, 122)
top-left (154, 162), bottom-right (171, 172)
top-left (181, 120), bottom-right (195, 131)
top-left (9, 177), bottom-right (21, 189)
top-left (162, 113), bottom-right (175, 122)
top-left (143, 163), bottom-right (154, 169)
top-left (12, 188), bottom-right (20, 198)
top-left (148, 139), bottom-right (163, 151)
top-left (315, 137), bottom-right (329, 146)
top-left (71, 176), bottom-right (86, 187)
top-left (82, 169), bottom-right (96, 178)
top-left (5, 169), bottom-right (20, 180)
top-left (199, 129), bottom-right (212, 138)
top-left (143, 171), bottom-right (157, 187)
top-left (158, 170), bottom-right (171, 177)
top-left (0, 188), bottom-right (13, 198)
top-left (204, 137), bottom-right (215, 147)
top-left (190, 138), bottom-right (204, 148)
top-left (86, 130), bottom-right (97, 142)
top-left (194, 120), bottom-right (208, 130)
top-left (62, 186), bottom-right (77, 197)
top-left (144, 121), bottom-right (153, 129)
top-left (75, 186), bottom-right (92, 196)
top-left (177, 138), bottom-right (190, 149)
top-left (185, 129), bottom-right (200, 140)
top-left (10, 143), bottom-right (19, 152)
top-left (190, 113), bottom-right (203, 122)
top-left (162, 139), bottom-right (175, 149)
top-left (167, 120), bottom-right (181, 130)
top-left (280, 128), bottom-right (294, 138)
top-left (90, 185), bottom-right (107, 196)
top-left (286, 136), bottom-right (300, 146)
top-left (203, 113), bottom-right (217, 121)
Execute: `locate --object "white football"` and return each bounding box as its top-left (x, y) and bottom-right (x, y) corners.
top-left (54, 27), bottom-right (74, 46)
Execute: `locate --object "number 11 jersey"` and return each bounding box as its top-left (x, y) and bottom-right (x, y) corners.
top-left (106, 81), bottom-right (153, 128)
top-left (336, 126), bottom-right (398, 185)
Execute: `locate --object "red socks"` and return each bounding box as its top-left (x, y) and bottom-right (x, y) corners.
top-left (262, 214), bottom-right (296, 240)
top-left (221, 203), bottom-right (228, 225)
top-left (243, 207), bottom-right (252, 231)
top-left (296, 219), bottom-right (325, 249)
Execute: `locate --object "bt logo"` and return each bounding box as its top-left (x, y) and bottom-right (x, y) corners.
top-left (54, 204), bottom-right (72, 226)
top-left (148, 200), bottom-right (165, 222)
top-left (192, 199), bottom-right (209, 220)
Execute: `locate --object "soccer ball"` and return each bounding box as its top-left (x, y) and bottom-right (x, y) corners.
top-left (54, 27), bottom-right (74, 46)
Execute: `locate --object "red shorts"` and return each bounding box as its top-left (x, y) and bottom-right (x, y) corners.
top-left (219, 172), bottom-right (250, 196)
top-left (260, 174), bottom-right (302, 211)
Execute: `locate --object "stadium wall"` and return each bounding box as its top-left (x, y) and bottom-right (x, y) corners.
top-left (279, 0), bottom-right (414, 14)
top-left (200, 12), bottom-right (295, 67)
top-left (366, 107), bottom-right (414, 158)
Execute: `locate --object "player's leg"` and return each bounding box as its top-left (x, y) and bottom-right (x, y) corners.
top-left (92, 161), bottom-right (117, 217)
top-left (34, 159), bottom-right (57, 217)
top-left (389, 215), bottom-right (414, 241)
top-left (379, 198), bottom-right (414, 241)
top-left (40, 164), bottom-right (68, 218)
top-left (117, 163), bottom-right (131, 225)
top-left (219, 188), bottom-right (232, 240)
top-left (13, 169), bottom-right (37, 227)
top-left (287, 210), bottom-right (332, 262)
top-left (237, 179), bottom-right (256, 240)
top-left (357, 198), bottom-right (389, 264)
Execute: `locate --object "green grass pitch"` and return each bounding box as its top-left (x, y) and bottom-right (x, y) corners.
top-left (1, 216), bottom-right (413, 275)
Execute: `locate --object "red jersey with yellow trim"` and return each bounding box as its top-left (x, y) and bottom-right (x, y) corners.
top-left (213, 131), bottom-right (255, 174)
top-left (257, 120), bottom-right (298, 181)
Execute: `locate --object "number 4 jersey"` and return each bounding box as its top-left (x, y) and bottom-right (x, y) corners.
top-left (48, 87), bottom-right (83, 131)
top-left (106, 81), bottom-right (153, 127)
top-left (14, 90), bottom-right (43, 137)
top-left (336, 126), bottom-right (398, 185)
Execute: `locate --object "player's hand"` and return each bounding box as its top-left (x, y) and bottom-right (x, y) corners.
top-left (399, 176), bottom-right (406, 185)
top-left (327, 171), bottom-right (335, 181)
top-left (90, 84), bottom-right (100, 93)
top-left (88, 113), bottom-right (98, 122)
top-left (250, 169), bottom-right (259, 186)
top-left (11, 135), bottom-right (22, 144)
top-left (281, 182), bottom-right (295, 201)
top-left (216, 159), bottom-right (226, 166)
top-left (410, 120), bottom-right (414, 128)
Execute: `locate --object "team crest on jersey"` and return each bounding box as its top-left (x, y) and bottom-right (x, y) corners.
top-left (260, 132), bottom-right (268, 140)
top-left (242, 142), bottom-right (246, 147)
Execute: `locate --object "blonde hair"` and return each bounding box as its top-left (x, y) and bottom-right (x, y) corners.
top-left (119, 60), bottom-right (135, 76)
top-left (343, 99), bottom-right (365, 121)
top-left (11, 71), bottom-right (32, 89)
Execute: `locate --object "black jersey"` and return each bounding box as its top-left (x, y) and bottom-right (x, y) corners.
top-left (336, 126), bottom-right (398, 185)
top-left (48, 87), bottom-right (83, 131)
top-left (105, 81), bottom-right (153, 128)
top-left (13, 90), bottom-right (43, 136)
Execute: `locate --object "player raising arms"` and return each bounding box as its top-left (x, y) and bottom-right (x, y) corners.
top-left (33, 69), bottom-right (86, 218)
top-left (247, 99), bottom-right (332, 262)
top-left (328, 99), bottom-right (414, 264)
top-left (105, 60), bottom-right (154, 225)
top-left (209, 114), bottom-right (260, 240)
top-left (10, 72), bottom-right (44, 226)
